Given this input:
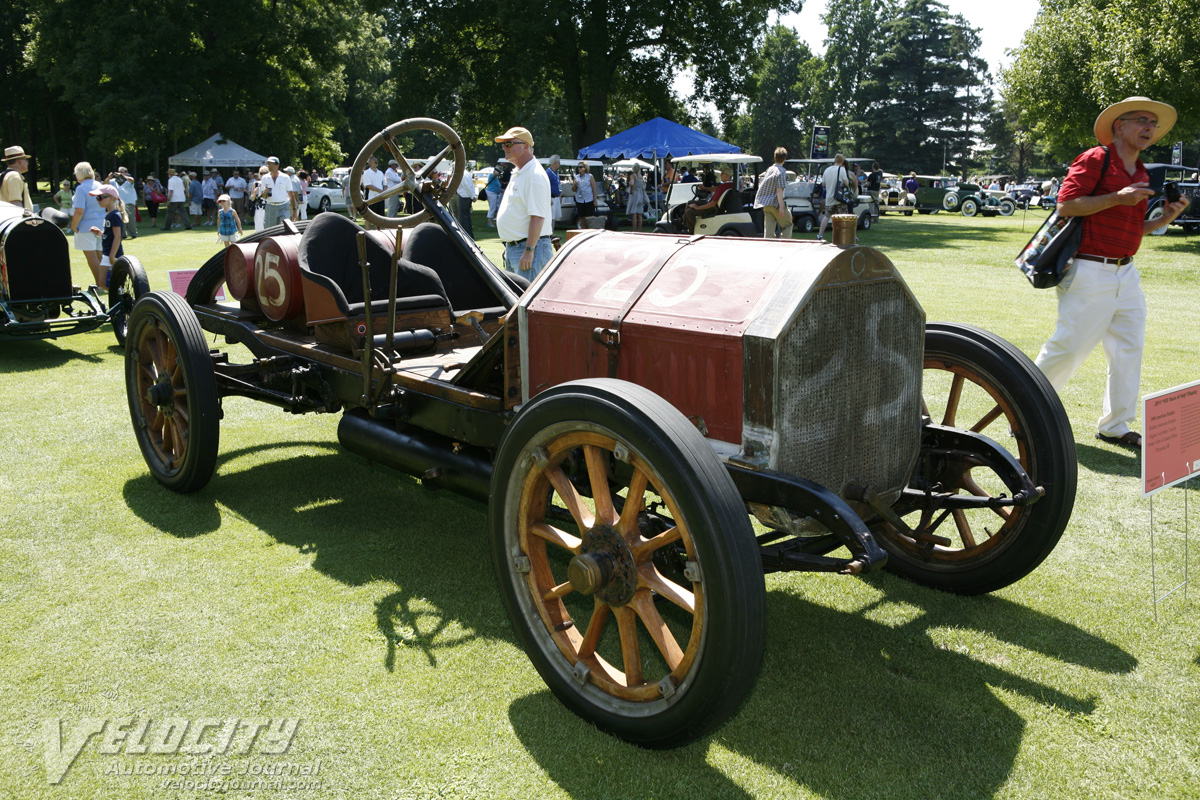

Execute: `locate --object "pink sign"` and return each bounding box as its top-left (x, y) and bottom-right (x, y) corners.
top-left (1142, 379), bottom-right (1200, 496)
top-left (167, 269), bottom-right (226, 301)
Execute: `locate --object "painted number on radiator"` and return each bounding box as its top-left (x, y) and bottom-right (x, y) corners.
top-left (256, 251), bottom-right (286, 310)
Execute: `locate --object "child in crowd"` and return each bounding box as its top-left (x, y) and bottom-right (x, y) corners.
top-left (87, 183), bottom-right (126, 288)
top-left (216, 193), bottom-right (242, 247)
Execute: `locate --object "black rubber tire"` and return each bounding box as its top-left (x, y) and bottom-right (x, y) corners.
top-left (858, 212), bottom-right (873, 230)
top-left (872, 323), bottom-right (1077, 594)
top-left (490, 379), bottom-right (766, 748)
top-left (918, 209), bottom-right (932, 215)
top-left (125, 291), bottom-right (221, 493)
top-left (184, 221), bottom-right (311, 307)
top-left (998, 199), bottom-right (1016, 217)
top-left (109, 255), bottom-right (151, 347)
top-left (905, 210), bottom-right (913, 216)
top-left (318, 197), bottom-right (331, 213)
top-left (960, 198), bottom-right (979, 217)
top-left (800, 215), bottom-right (816, 232)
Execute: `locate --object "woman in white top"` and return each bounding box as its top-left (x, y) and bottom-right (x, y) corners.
top-left (573, 163), bottom-right (597, 221)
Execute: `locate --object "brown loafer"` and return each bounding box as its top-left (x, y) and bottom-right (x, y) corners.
top-left (1096, 431), bottom-right (1142, 450)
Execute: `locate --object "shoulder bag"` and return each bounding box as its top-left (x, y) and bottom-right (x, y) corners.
top-left (1014, 146), bottom-right (1109, 288)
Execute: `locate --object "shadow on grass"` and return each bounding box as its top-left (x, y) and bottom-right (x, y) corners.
top-left (509, 574), bottom-right (1136, 800)
top-left (1076, 441), bottom-right (1141, 477)
top-left (123, 443), bottom-right (514, 669)
top-left (0, 338), bottom-right (103, 372)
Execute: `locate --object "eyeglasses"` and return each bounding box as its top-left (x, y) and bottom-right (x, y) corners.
top-left (1119, 115), bottom-right (1159, 129)
top-left (501, 141), bottom-right (524, 149)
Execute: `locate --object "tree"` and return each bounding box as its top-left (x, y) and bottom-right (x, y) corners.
top-left (736, 26), bottom-right (827, 164)
top-left (856, 0), bottom-right (990, 175)
top-left (385, 0), bottom-right (803, 154)
top-left (1003, 0), bottom-right (1200, 163)
top-left (822, 0), bottom-right (894, 154)
top-left (28, 0), bottom-right (380, 171)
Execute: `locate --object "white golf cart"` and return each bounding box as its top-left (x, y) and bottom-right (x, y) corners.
top-left (653, 153), bottom-right (762, 236)
top-left (784, 158), bottom-right (881, 231)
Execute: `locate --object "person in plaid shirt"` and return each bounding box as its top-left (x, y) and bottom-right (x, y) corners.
top-left (754, 147), bottom-right (792, 239)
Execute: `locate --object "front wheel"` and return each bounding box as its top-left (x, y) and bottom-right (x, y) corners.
top-left (1147, 204), bottom-right (1168, 236)
top-left (318, 197), bottom-right (331, 213)
top-left (490, 379), bottom-right (766, 748)
top-left (125, 291), bottom-right (221, 493)
top-left (800, 215), bottom-right (816, 232)
top-left (871, 323), bottom-right (1077, 594)
top-left (960, 198), bottom-right (979, 217)
top-left (858, 212), bottom-right (873, 230)
top-left (109, 255), bottom-right (151, 347)
top-left (998, 198), bottom-right (1016, 216)
top-left (943, 192), bottom-right (960, 211)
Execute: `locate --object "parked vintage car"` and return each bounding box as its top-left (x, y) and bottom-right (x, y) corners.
top-left (1145, 163), bottom-right (1200, 236)
top-left (1, 204), bottom-right (149, 346)
top-left (878, 174), bottom-right (916, 216)
top-left (953, 184), bottom-right (1018, 217)
top-left (123, 117), bottom-right (1077, 751)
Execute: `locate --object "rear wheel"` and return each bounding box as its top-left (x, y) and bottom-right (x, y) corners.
top-left (960, 198), bottom-right (979, 217)
top-left (998, 198), bottom-right (1017, 216)
top-left (858, 212), bottom-right (873, 230)
top-left (871, 323), bottom-right (1077, 594)
top-left (109, 256), bottom-right (151, 347)
top-left (125, 291), bottom-right (221, 493)
top-left (490, 379), bottom-right (766, 748)
top-left (800, 215), bottom-right (816, 232)
top-left (318, 197), bottom-right (331, 213)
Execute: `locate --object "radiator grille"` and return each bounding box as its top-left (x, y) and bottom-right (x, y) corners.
top-left (773, 279), bottom-right (924, 499)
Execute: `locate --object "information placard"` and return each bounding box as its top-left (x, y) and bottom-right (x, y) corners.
top-left (1142, 379), bottom-right (1200, 496)
top-left (167, 269), bottom-right (226, 301)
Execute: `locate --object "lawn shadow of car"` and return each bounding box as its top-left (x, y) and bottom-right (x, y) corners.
top-left (122, 444), bottom-right (514, 669)
top-left (508, 573), bottom-right (1136, 800)
top-left (0, 338), bottom-right (103, 373)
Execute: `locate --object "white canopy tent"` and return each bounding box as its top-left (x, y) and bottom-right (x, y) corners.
top-left (168, 134), bottom-right (268, 169)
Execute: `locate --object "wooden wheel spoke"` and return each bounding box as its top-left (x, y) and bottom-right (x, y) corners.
top-left (616, 468), bottom-right (649, 538)
top-left (578, 601), bottom-right (610, 659)
top-left (542, 580), bottom-right (574, 601)
top-left (584, 445), bottom-right (617, 525)
top-left (969, 404), bottom-right (1004, 434)
top-left (951, 509), bottom-right (978, 548)
top-left (545, 465), bottom-right (595, 530)
top-left (942, 373), bottom-right (964, 426)
top-left (631, 525), bottom-right (682, 561)
top-left (614, 606), bottom-right (643, 686)
top-left (639, 564), bottom-right (695, 613)
top-left (529, 522), bottom-right (582, 553)
top-left (632, 592), bottom-right (684, 670)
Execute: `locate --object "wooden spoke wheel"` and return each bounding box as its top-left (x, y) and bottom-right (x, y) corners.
top-left (348, 117), bottom-right (466, 230)
top-left (124, 291), bottom-right (220, 493)
top-left (871, 323), bottom-right (1077, 594)
top-left (108, 255), bottom-right (150, 347)
top-left (491, 379), bottom-right (765, 748)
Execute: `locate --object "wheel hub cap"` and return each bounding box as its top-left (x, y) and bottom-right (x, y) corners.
top-left (146, 377), bottom-right (174, 415)
top-left (568, 524), bottom-right (637, 606)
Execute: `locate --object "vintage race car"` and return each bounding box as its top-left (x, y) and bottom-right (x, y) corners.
top-left (123, 118), bottom-right (1077, 750)
top-left (0, 204), bottom-right (149, 345)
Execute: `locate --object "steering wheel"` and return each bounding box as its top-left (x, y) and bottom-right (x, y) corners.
top-left (348, 117), bottom-right (466, 229)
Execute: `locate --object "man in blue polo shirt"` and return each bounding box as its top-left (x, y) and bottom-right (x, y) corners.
top-left (546, 155), bottom-right (562, 226)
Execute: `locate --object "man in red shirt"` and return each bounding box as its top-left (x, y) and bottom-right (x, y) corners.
top-left (683, 167), bottom-right (733, 233)
top-left (1034, 97), bottom-right (1188, 450)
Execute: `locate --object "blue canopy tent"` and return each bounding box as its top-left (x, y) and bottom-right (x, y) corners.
top-left (577, 118), bottom-right (741, 216)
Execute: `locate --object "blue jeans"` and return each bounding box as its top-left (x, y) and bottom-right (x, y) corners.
top-left (503, 237), bottom-right (553, 281)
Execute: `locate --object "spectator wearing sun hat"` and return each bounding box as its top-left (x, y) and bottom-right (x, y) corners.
top-left (1, 145), bottom-right (33, 210)
top-left (383, 159), bottom-right (403, 218)
top-left (1034, 96), bottom-right (1189, 451)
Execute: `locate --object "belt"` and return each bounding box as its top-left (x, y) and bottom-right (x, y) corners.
top-left (1076, 253), bottom-right (1133, 266)
top-left (502, 236), bottom-right (551, 247)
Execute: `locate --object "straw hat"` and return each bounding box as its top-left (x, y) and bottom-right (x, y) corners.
top-left (1093, 97), bottom-right (1176, 146)
top-left (3, 145), bottom-right (30, 162)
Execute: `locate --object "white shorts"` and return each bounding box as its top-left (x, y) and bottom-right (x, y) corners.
top-left (74, 231), bottom-right (101, 251)
top-left (189, 202), bottom-right (202, 215)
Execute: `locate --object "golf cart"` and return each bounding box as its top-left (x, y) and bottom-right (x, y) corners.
top-left (652, 153), bottom-right (762, 236)
top-left (784, 158), bottom-right (881, 231)
top-left (0, 204), bottom-right (149, 346)
top-left (122, 116), bottom-right (1076, 751)
top-left (540, 158), bottom-right (614, 228)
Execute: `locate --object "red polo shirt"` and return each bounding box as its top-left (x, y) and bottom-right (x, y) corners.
top-left (1059, 145), bottom-right (1147, 259)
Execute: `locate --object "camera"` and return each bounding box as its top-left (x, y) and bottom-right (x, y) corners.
top-left (1164, 180), bottom-right (1181, 204)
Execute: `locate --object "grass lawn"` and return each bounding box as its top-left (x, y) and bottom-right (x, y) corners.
top-left (2, 204), bottom-right (1198, 799)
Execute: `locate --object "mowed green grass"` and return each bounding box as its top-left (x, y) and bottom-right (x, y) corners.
top-left (2, 204), bottom-right (1198, 800)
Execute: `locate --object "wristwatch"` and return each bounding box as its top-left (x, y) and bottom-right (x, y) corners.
top-left (524, 245), bottom-right (534, 252)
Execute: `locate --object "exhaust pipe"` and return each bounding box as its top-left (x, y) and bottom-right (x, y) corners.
top-left (337, 408), bottom-right (493, 502)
